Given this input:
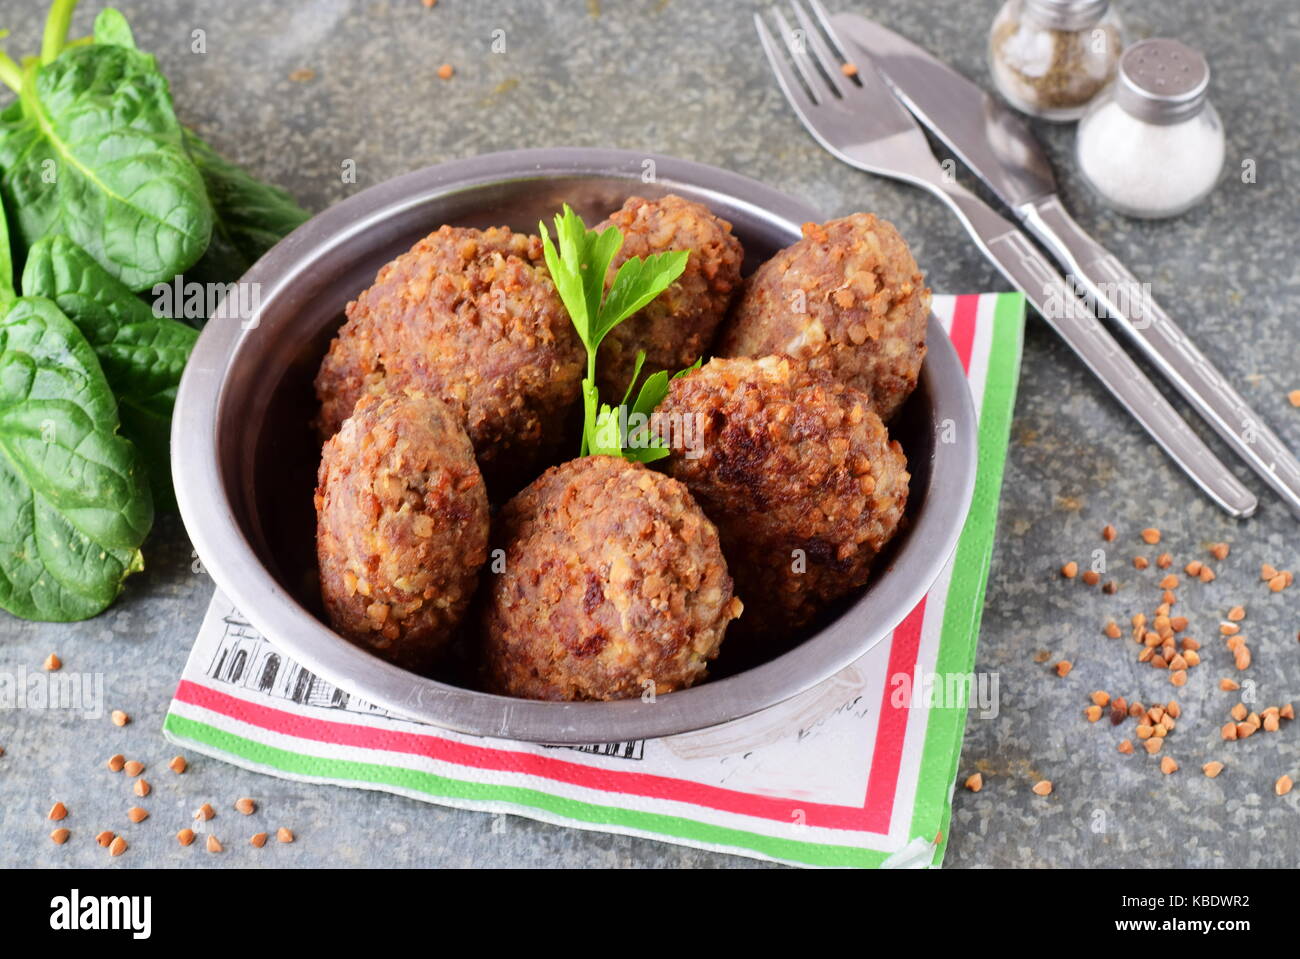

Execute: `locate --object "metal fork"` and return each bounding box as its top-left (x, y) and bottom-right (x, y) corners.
top-left (754, 0), bottom-right (1257, 517)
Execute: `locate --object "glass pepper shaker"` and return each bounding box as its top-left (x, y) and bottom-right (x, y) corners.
top-left (988, 0), bottom-right (1125, 121)
top-left (1076, 38), bottom-right (1225, 219)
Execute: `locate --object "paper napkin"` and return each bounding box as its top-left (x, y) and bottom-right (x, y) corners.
top-left (164, 292), bottom-right (1025, 868)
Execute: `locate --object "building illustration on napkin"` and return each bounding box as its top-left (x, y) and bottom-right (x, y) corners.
top-left (203, 605), bottom-right (646, 759)
top-left (205, 608), bottom-right (388, 716)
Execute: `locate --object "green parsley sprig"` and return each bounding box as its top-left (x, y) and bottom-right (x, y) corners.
top-left (539, 204), bottom-right (691, 462)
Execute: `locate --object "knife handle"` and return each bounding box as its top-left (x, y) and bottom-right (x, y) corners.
top-left (935, 186), bottom-right (1257, 517)
top-left (1024, 196), bottom-right (1300, 519)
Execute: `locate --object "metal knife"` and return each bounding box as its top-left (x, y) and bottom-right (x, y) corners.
top-left (832, 12), bottom-right (1300, 520)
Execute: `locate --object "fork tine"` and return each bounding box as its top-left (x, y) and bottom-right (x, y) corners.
top-left (788, 0), bottom-right (849, 99)
top-left (753, 11), bottom-right (820, 107)
top-left (806, 0), bottom-right (853, 65)
top-left (770, 9), bottom-right (826, 107)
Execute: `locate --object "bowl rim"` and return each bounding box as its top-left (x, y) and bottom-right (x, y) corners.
top-left (172, 146), bottom-right (978, 744)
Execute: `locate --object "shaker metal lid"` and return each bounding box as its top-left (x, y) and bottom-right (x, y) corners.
top-left (1024, 0), bottom-right (1111, 31)
top-left (1115, 38), bottom-right (1210, 125)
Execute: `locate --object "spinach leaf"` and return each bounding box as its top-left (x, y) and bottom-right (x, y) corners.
top-left (22, 235), bottom-right (196, 509)
top-left (183, 128), bottom-right (310, 286)
top-left (0, 295), bottom-right (153, 621)
top-left (0, 42), bottom-right (213, 291)
top-left (92, 7), bottom-right (136, 49)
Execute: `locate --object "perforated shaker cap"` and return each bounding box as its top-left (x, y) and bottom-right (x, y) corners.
top-left (1115, 38), bottom-right (1210, 125)
top-left (1024, 0), bottom-right (1111, 31)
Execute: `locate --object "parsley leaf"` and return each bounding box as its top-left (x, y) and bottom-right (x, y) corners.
top-left (595, 249), bottom-right (687, 345)
top-left (539, 204), bottom-right (689, 460)
top-left (632, 357), bottom-right (701, 421)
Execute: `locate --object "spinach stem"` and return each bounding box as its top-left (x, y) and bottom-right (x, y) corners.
top-left (40, 0), bottom-right (78, 65)
top-left (0, 50), bottom-right (19, 93)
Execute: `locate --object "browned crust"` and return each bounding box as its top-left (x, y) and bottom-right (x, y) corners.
top-left (653, 355), bottom-right (909, 640)
top-left (595, 195), bottom-right (744, 401)
top-left (315, 391), bottom-right (490, 672)
top-left (482, 456), bottom-right (742, 701)
top-left (313, 225), bottom-right (585, 490)
top-left (716, 213), bottom-right (929, 422)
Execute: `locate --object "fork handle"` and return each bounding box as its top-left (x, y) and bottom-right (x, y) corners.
top-left (1021, 196), bottom-right (1300, 519)
top-left (937, 186), bottom-right (1257, 517)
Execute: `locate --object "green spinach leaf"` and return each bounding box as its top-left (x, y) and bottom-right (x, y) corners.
top-left (0, 42), bottom-right (213, 291)
top-left (22, 234), bottom-right (197, 508)
top-left (0, 295), bottom-right (152, 621)
top-left (92, 7), bottom-right (136, 49)
top-left (183, 127), bottom-right (310, 286)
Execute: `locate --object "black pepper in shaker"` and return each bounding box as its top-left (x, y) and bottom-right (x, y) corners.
top-left (988, 0), bottom-right (1126, 122)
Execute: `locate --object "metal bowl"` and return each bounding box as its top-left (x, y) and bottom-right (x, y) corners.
top-left (172, 147), bottom-right (977, 744)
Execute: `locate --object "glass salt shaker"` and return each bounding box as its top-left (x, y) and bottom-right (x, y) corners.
top-left (1076, 38), bottom-right (1225, 219)
top-left (988, 0), bottom-right (1125, 121)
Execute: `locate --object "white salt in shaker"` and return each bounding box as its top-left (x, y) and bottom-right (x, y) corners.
top-left (1076, 38), bottom-right (1225, 218)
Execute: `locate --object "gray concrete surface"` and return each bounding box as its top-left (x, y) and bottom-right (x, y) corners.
top-left (0, 0), bottom-right (1296, 868)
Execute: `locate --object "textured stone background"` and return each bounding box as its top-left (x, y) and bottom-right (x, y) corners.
top-left (0, 0), bottom-right (1296, 868)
